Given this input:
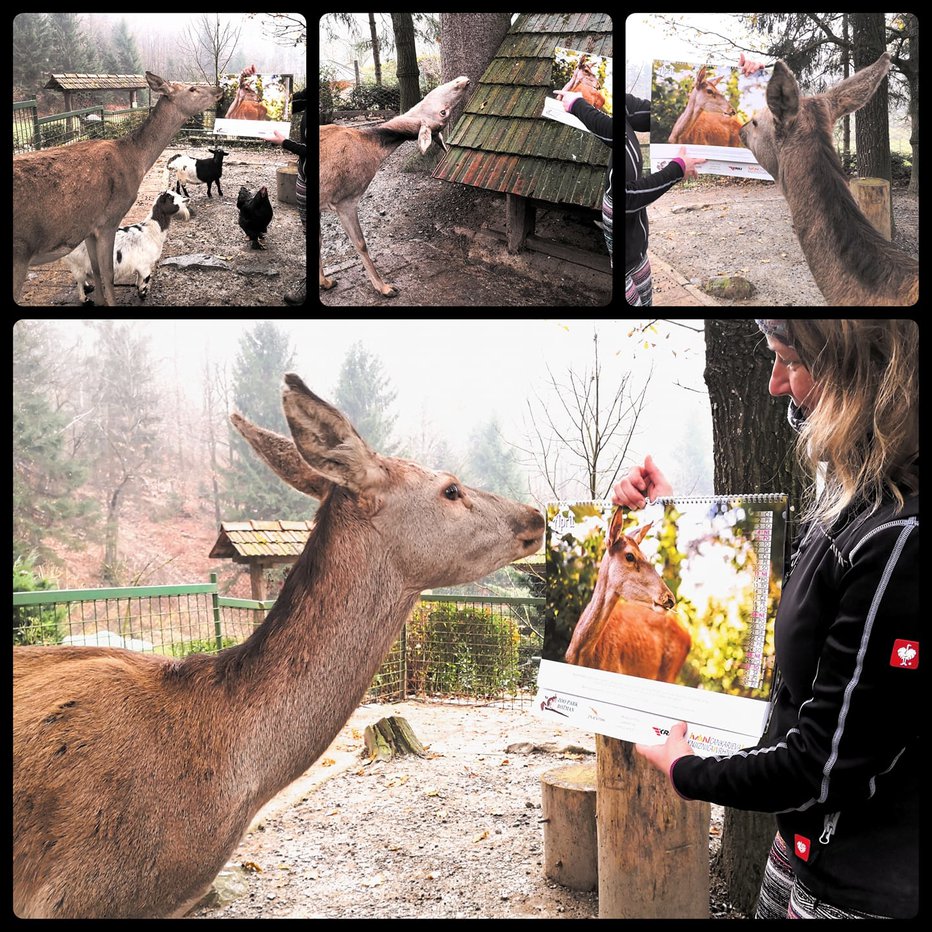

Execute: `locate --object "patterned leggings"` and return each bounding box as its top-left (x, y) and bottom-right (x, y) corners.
top-left (755, 833), bottom-right (893, 919)
top-left (625, 254), bottom-right (652, 306)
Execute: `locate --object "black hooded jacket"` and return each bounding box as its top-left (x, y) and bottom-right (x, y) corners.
top-left (672, 493), bottom-right (919, 917)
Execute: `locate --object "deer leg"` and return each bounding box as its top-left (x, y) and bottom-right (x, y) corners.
top-left (333, 199), bottom-right (398, 298)
top-left (85, 230), bottom-right (118, 306)
top-left (13, 247), bottom-right (28, 304)
top-left (319, 213), bottom-right (335, 290)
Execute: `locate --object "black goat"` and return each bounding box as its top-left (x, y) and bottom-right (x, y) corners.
top-left (168, 148), bottom-right (229, 198)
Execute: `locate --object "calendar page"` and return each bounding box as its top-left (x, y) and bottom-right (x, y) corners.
top-left (533, 495), bottom-right (787, 757)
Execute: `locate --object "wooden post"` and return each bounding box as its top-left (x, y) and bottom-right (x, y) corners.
top-left (596, 735), bottom-right (710, 918)
top-left (850, 177), bottom-right (892, 239)
top-left (541, 762), bottom-right (598, 891)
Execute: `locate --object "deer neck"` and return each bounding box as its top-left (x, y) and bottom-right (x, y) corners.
top-left (124, 95), bottom-right (191, 178)
top-left (778, 143), bottom-right (882, 302)
top-left (369, 114), bottom-right (427, 155)
top-left (566, 559), bottom-right (614, 663)
top-left (670, 96), bottom-right (699, 140)
top-left (184, 494), bottom-right (418, 806)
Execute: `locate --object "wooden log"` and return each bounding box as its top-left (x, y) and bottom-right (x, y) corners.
top-left (596, 735), bottom-right (710, 918)
top-left (540, 762), bottom-right (598, 891)
top-left (363, 715), bottom-right (427, 761)
top-left (850, 177), bottom-right (892, 239)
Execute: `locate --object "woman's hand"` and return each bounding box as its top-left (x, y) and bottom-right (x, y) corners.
top-left (612, 455), bottom-right (672, 509)
top-left (636, 721), bottom-right (694, 774)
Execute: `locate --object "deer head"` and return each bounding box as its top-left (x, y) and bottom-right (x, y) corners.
top-left (407, 75), bottom-right (471, 153)
top-left (740, 52), bottom-right (892, 180)
top-left (601, 512), bottom-right (675, 610)
top-left (693, 66), bottom-right (737, 117)
top-left (232, 374), bottom-right (543, 591)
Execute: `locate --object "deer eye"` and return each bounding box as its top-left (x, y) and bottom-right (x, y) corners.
top-left (625, 552), bottom-right (636, 563)
top-left (444, 484), bottom-right (460, 501)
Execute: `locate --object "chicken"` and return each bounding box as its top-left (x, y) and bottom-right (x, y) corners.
top-left (237, 185), bottom-right (273, 249)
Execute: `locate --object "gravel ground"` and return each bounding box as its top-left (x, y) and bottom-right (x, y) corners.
top-left (191, 700), bottom-right (748, 920)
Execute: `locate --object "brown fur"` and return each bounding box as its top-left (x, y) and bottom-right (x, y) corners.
top-left (670, 66), bottom-right (743, 147)
top-left (13, 374), bottom-right (544, 918)
top-left (565, 513), bottom-right (691, 682)
top-left (13, 73), bottom-right (221, 307)
top-left (740, 53), bottom-right (918, 306)
top-left (319, 76), bottom-right (471, 297)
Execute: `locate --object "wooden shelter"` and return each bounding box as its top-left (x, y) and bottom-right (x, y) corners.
top-left (43, 72), bottom-right (151, 138)
top-left (433, 13), bottom-right (612, 264)
top-left (209, 520), bottom-right (313, 600)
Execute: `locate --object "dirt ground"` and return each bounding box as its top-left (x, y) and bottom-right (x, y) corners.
top-left (17, 149), bottom-right (306, 307)
top-left (318, 134), bottom-right (612, 308)
top-left (190, 699), bottom-right (746, 920)
top-left (643, 176), bottom-right (918, 306)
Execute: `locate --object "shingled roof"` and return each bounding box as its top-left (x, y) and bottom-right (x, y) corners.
top-left (44, 73), bottom-right (149, 92)
top-left (209, 520), bottom-right (314, 562)
top-left (433, 12), bottom-right (613, 209)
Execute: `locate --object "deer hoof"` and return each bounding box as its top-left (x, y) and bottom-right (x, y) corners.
top-left (320, 276), bottom-right (336, 290)
top-left (380, 284), bottom-right (398, 298)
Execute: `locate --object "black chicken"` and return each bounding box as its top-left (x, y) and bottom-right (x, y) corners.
top-left (237, 186), bottom-right (273, 249)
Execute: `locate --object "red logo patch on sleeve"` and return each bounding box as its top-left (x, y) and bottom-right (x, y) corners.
top-left (890, 639), bottom-right (919, 669)
top-left (793, 835), bottom-right (811, 862)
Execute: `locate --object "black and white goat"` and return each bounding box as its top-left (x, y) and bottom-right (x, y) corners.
top-left (61, 191), bottom-right (191, 304)
top-left (168, 147), bottom-right (229, 198)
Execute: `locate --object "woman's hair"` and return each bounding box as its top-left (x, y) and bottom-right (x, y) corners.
top-left (785, 319), bottom-right (918, 527)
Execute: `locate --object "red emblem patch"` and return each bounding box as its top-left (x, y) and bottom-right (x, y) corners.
top-left (890, 639), bottom-right (919, 669)
top-left (793, 834), bottom-right (811, 862)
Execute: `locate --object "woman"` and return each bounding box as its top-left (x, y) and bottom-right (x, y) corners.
top-left (263, 87), bottom-right (307, 305)
top-left (616, 320), bottom-right (918, 919)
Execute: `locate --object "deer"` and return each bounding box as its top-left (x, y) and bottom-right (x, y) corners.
top-left (320, 75), bottom-right (472, 298)
top-left (669, 65), bottom-right (743, 147)
top-left (559, 54), bottom-right (606, 110)
top-left (740, 51), bottom-right (918, 305)
top-left (565, 510), bottom-right (691, 683)
top-left (12, 374), bottom-right (544, 919)
top-left (13, 72), bottom-right (222, 306)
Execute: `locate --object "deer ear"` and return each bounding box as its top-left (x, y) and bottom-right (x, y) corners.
top-left (607, 508), bottom-right (626, 547)
top-left (824, 51), bottom-right (891, 121)
top-left (767, 61), bottom-right (800, 128)
top-left (418, 123), bottom-right (433, 154)
top-left (628, 522), bottom-right (654, 545)
top-left (281, 375), bottom-right (383, 496)
top-left (230, 412), bottom-right (331, 500)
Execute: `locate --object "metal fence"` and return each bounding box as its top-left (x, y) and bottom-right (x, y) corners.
top-left (13, 98), bottom-right (216, 154)
top-left (13, 577), bottom-right (545, 707)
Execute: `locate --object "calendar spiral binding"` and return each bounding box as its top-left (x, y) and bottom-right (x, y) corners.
top-left (552, 493), bottom-right (786, 508)
top-left (649, 493), bottom-right (786, 506)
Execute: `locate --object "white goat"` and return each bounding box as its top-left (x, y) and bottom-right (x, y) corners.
top-left (319, 75), bottom-right (472, 298)
top-left (61, 191), bottom-right (191, 304)
top-left (13, 72), bottom-right (221, 306)
top-left (168, 148), bottom-right (229, 198)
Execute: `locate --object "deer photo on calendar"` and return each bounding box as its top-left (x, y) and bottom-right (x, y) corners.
top-left (534, 495), bottom-right (787, 756)
top-left (540, 46), bottom-right (612, 132)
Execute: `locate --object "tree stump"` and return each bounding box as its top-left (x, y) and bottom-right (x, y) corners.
top-left (850, 177), bottom-right (892, 239)
top-left (540, 762), bottom-right (598, 891)
top-left (363, 715), bottom-right (427, 761)
top-left (596, 735), bottom-right (710, 918)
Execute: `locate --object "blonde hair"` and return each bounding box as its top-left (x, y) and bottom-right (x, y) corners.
top-left (786, 319), bottom-right (918, 527)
